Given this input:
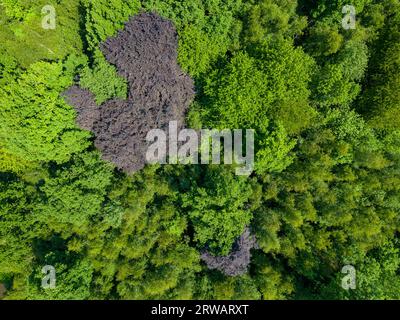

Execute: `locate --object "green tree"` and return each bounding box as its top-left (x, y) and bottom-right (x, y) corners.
top-left (242, 0), bottom-right (308, 44)
top-left (359, 0), bottom-right (400, 130)
top-left (0, 0), bottom-right (84, 68)
top-left (181, 166), bottom-right (258, 255)
top-left (34, 151), bottom-right (114, 235)
top-left (0, 61), bottom-right (91, 163)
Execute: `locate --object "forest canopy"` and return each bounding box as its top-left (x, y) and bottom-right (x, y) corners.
top-left (0, 0), bottom-right (400, 300)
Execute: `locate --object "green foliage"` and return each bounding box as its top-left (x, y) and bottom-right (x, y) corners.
top-left (0, 0), bottom-right (84, 68)
top-left (26, 257), bottom-right (94, 300)
top-left (312, 63), bottom-right (361, 107)
top-left (144, 0), bottom-right (243, 76)
top-left (306, 23), bottom-right (344, 57)
top-left (320, 240), bottom-right (400, 300)
top-left (181, 167), bottom-right (256, 255)
top-left (79, 0), bottom-right (139, 103)
top-left (79, 51), bottom-right (127, 104)
top-left (34, 151), bottom-right (114, 234)
top-left (0, 175), bottom-right (40, 276)
top-left (252, 252), bottom-right (294, 299)
top-left (350, 241), bottom-right (400, 300)
top-left (254, 108), bottom-right (400, 287)
top-left (202, 40), bottom-right (315, 134)
top-left (359, 0), bottom-right (400, 130)
top-left (310, 0), bottom-right (372, 20)
top-left (304, 1), bottom-right (372, 108)
top-left (242, 0), bottom-right (308, 43)
top-left (200, 39), bottom-right (315, 173)
top-left (0, 145), bottom-right (35, 173)
top-left (255, 124), bottom-right (296, 174)
top-left (310, 37), bottom-right (369, 107)
top-left (87, 167), bottom-right (201, 299)
top-left (0, 61), bottom-right (91, 163)
top-left (1, 0), bottom-right (400, 301)
top-left (83, 0), bottom-right (142, 50)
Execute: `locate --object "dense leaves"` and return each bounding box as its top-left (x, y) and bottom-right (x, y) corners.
top-left (0, 0), bottom-right (399, 300)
